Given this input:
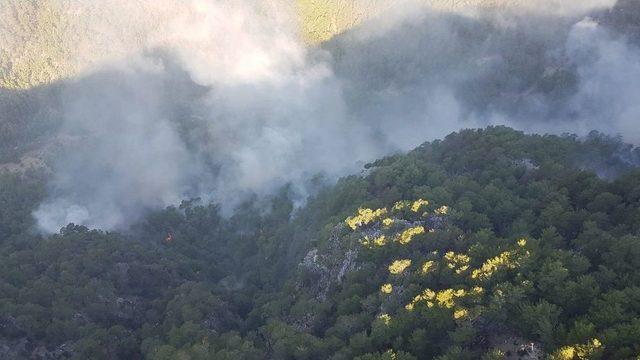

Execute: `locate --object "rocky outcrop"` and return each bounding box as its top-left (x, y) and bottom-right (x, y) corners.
top-left (298, 225), bottom-right (359, 301)
top-left (488, 334), bottom-right (543, 360)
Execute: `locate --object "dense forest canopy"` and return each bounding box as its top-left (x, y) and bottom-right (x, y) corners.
top-left (1, 127), bottom-right (640, 359)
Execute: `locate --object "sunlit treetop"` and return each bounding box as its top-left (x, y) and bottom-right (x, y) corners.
top-left (388, 259), bottom-right (412, 275)
top-left (405, 287), bottom-right (472, 311)
top-left (422, 260), bottom-right (436, 274)
top-left (378, 313), bottom-right (392, 326)
top-left (410, 199), bottom-right (429, 212)
top-left (346, 199), bottom-right (448, 250)
top-left (360, 235), bottom-right (387, 248)
top-left (453, 308), bottom-right (468, 320)
top-left (345, 207), bottom-right (388, 230)
top-left (471, 242), bottom-right (530, 281)
top-left (444, 251), bottom-right (471, 274)
top-left (435, 205), bottom-right (449, 215)
top-left (381, 283), bottom-right (393, 294)
top-left (392, 200), bottom-right (411, 212)
top-left (397, 226), bottom-right (425, 245)
top-left (549, 338), bottom-right (602, 360)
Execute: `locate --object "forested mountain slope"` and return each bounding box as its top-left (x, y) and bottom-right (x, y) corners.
top-left (1, 127), bottom-right (640, 359)
top-left (0, 0), bottom-right (492, 89)
top-left (3, 0), bottom-right (638, 172)
top-left (4, 0), bottom-right (632, 90)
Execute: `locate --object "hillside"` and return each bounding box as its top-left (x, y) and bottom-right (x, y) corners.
top-left (2, 127), bottom-right (640, 359)
top-left (0, 0), bottom-right (566, 90)
top-left (2, 0), bottom-right (638, 171)
top-left (297, 0), bottom-right (524, 43)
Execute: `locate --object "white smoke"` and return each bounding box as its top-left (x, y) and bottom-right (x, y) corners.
top-left (499, 0), bottom-right (616, 16)
top-left (32, 0), bottom-right (380, 232)
top-left (565, 18), bottom-right (640, 143)
top-left (23, 0), bottom-right (639, 232)
top-left (33, 61), bottom-right (198, 231)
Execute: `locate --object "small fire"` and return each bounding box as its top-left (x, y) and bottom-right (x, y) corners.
top-left (165, 232), bottom-right (174, 243)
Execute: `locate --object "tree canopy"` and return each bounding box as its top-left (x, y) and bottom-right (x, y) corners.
top-left (1, 127), bottom-right (640, 359)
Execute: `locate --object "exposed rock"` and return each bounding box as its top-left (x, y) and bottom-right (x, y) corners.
top-left (287, 313), bottom-right (317, 333)
top-left (514, 158), bottom-right (540, 171)
top-left (113, 296), bottom-right (142, 322)
top-left (297, 211), bottom-right (448, 303)
top-left (299, 225), bottom-right (359, 301)
top-left (489, 334), bottom-right (544, 360)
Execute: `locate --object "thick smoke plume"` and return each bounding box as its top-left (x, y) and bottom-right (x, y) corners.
top-left (18, 0), bottom-right (639, 232)
top-left (32, 0), bottom-right (376, 232)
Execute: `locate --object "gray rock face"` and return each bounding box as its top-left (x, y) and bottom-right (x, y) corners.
top-left (297, 211), bottom-right (449, 301)
top-left (299, 225), bottom-right (359, 301)
top-left (489, 334), bottom-right (543, 360)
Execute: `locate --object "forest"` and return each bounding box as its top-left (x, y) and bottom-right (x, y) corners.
top-left (1, 126), bottom-right (640, 359)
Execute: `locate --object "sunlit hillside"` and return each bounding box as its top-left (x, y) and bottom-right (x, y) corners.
top-left (0, 1), bottom-right (69, 89)
top-left (0, 0), bottom-right (175, 89)
top-left (297, 0), bottom-right (526, 43)
top-left (0, 0), bottom-right (526, 89)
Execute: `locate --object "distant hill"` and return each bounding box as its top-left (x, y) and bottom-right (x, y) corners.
top-left (297, 0), bottom-right (523, 43)
top-left (0, 0), bottom-right (531, 90)
top-left (0, 0), bottom-right (173, 90)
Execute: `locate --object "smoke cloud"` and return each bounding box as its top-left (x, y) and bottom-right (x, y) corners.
top-left (17, 0), bottom-right (639, 232)
top-left (32, 0), bottom-right (379, 232)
